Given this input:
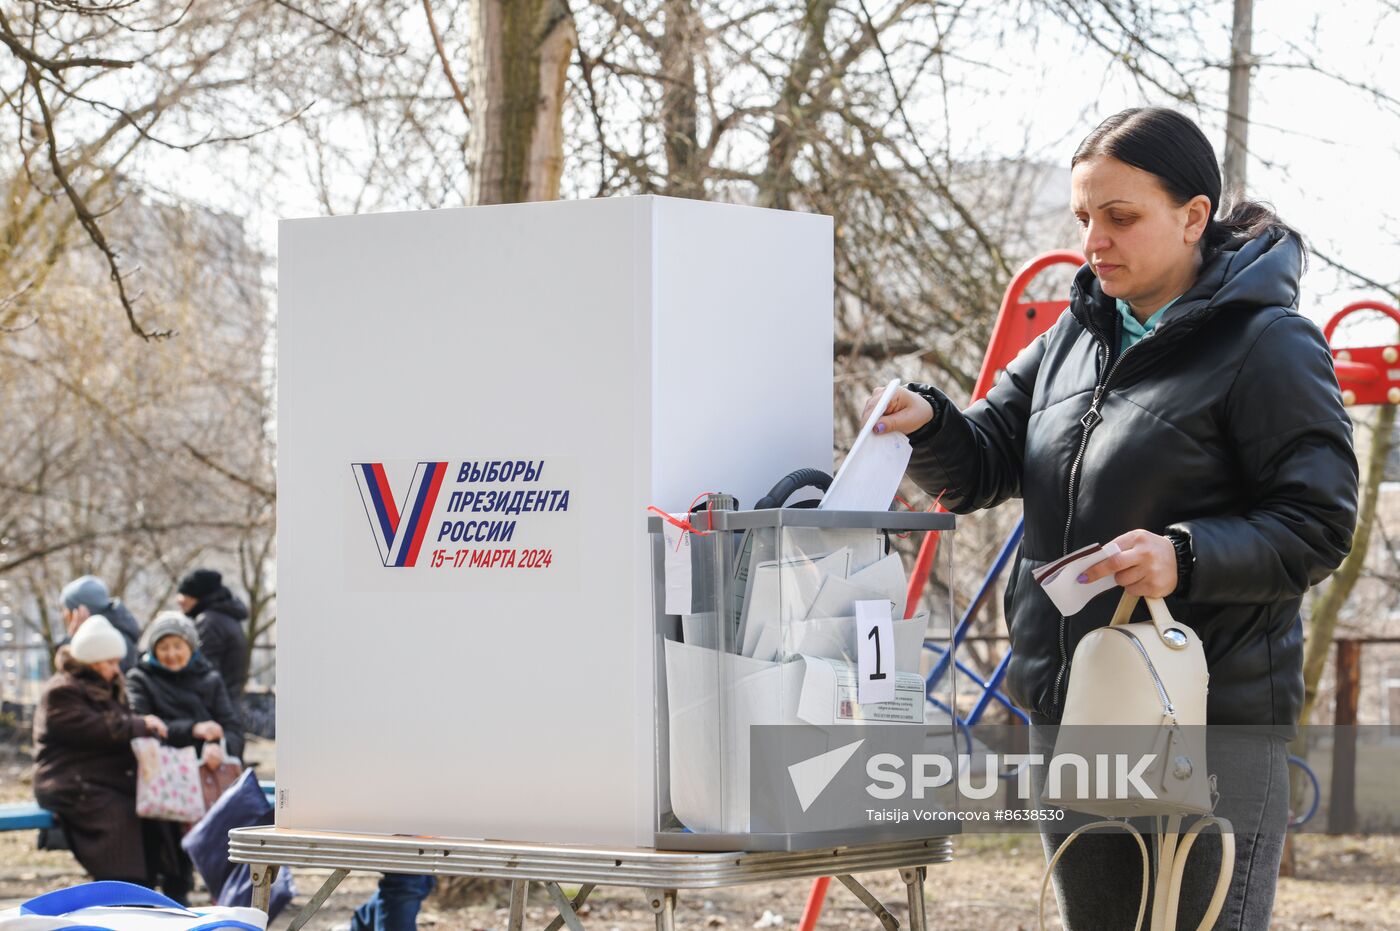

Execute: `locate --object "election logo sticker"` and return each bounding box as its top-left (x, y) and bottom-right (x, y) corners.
top-left (345, 457), bottom-right (579, 593)
top-left (353, 461), bottom-right (449, 568)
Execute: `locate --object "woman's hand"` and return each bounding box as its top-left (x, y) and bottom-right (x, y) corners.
top-left (143, 715), bottom-right (169, 739)
top-left (202, 742), bottom-right (225, 770)
top-left (1078, 529), bottom-right (1178, 598)
top-left (860, 386), bottom-right (934, 436)
top-left (192, 721), bottom-right (224, 742)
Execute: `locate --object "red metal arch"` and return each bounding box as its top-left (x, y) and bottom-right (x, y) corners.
top-left (1324, 301), bottom-right (1400, 408)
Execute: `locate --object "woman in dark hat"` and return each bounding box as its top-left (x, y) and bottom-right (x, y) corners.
top-left (176, 568), bottom-right (250, 700)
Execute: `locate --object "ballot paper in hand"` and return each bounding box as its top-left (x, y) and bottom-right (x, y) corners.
top-left (820, 379), bottom-right (912, 511)
top-left (1034, 542), bottom-right (1122, 615)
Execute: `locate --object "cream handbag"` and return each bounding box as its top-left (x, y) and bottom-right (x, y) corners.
top-left (1038, 593), bottom-right (1235, 931)
top-left (1047, 593), bottom-right (1211, 816)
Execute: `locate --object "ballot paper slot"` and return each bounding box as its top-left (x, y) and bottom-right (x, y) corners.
top-left (648, 508), bottom-right (956, 851)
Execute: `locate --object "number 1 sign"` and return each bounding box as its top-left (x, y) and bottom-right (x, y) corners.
top-left (856, 599), bottom-right (896, 705)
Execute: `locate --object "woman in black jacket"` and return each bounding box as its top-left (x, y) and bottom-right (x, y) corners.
top-left (127, 611), bottom-right (244, 904)
top-left (865, 108), bottom-right (1358, 928)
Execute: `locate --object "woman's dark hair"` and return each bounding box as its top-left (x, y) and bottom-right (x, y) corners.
top-left (1072, 107), bottom-right (1303, 259)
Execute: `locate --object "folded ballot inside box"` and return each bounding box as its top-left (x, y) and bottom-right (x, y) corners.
top-left (654, 516), bottom-right (939, 844)
top-left (662, 641), bottom-right (926, 836)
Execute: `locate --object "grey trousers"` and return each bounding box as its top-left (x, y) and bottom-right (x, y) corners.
top-left (1031, 725), bottom-right (1290, 930)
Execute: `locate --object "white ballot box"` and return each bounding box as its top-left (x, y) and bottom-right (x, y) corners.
top-left (276, 196), bottom-right (833, 847)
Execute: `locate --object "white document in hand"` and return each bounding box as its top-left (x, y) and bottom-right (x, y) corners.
top-left (820, 378), bottom-right (912, 511)
top-left (1035, 542), bottom-right (1123, 616)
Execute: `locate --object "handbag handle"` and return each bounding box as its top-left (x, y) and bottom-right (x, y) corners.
top-left (1109, 592), bottom-right (1190, 650)
top-left (21, 881), bottom-right (195, 916)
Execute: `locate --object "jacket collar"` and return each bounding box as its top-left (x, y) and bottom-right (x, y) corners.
top-left (1069, 226), bottom-right (1303, 351)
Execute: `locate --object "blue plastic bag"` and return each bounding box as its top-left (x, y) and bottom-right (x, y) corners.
top-left (1, 881), bottom-right (265, 931)
top-left (180, 771), bottom-right (293, 919)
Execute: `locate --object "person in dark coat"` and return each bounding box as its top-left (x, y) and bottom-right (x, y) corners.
top-left (127, 612), bottom-right (245, 904)
top-left (176, 569), bottom-right (250, 700)
top-left (865, 109), bottom-right (1358, 929)
top-left (56, 575), bottom-right (142, 672)
top-left (32, 616), bottom-right (168, 884)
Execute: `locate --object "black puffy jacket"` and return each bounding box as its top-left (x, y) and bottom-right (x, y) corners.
top-left (126, 654), bottom-right (245, 760)
top-left (906, 228), bottom-right (1359, 726)
top-left (188, 588), bottom-right (249, 700)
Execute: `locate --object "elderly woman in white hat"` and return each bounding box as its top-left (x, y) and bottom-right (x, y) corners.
top-left (32, 616), bottom-right (168, 884)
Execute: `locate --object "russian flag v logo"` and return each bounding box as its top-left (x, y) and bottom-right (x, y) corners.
top-left (352, 462), bottom-right (449, 567)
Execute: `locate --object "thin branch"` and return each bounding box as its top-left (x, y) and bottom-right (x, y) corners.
top-left (24, 57), bottom-right (170, 339)
top-left (271, 0), bottom-right (402, 57)
top-left (0, 520), bottom-right (257, 576)
top-left (0, 276), bottom-right (40, 331)
top-left (421, 0), bottom-right (470, 124)
top-left (593, 0), bottom-right (658, 52)
top-left (78, 94), bottom-right (317, 152)
top-left (853, 0), bottom-right (1011, 278)
top-left (1312, 247), bottom-right (1400, 299)
top-left (33, 0), bottom-right (139, 16)
top-left (182, 442), bottom-right (276, 503)
top-left (0, 11), bottom-right (134, 77)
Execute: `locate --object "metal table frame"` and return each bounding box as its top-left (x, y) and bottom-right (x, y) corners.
top-left (232, 827), bottom-right (951, 931)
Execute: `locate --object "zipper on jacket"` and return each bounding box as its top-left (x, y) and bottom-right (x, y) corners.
top-left (1051, 333), bottom-right (1149, 716)
top-left (1107, 626), bottom-right (1176, 717)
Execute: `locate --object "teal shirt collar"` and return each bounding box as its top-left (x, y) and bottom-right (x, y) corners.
top-left (1116, 296), bottom-right (1180, 350)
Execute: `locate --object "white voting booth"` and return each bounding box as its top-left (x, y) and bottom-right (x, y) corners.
top-left (277, 196), bottom-right (835, 848)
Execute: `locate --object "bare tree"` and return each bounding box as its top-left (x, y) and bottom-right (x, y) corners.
top-left (0, 190), bottom-right (274, 682)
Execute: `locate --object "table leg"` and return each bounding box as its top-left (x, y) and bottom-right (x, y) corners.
top-left (835, 875), bottom-right (899, 931)
top-left (287, 868), bottom-right (351, 931)
top-left (645, 888), bottom-right (677, 931)
top-left (544, 883), bottom-right (590, 931)
top-left (899, 867), bottom-right (927, 931)
top-left (509, 880), bottom-right (530, 931)
top-left (543, 884), bottom-right (595, 931)
top-left (251, 864), bottom-right (279, 914)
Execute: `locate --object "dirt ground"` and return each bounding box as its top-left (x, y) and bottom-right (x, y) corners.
top-left (4, 742), bottom-right (1397, 930)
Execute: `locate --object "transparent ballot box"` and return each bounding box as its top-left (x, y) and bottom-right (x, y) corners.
top-left (648, 507), bottom-right (958, 851)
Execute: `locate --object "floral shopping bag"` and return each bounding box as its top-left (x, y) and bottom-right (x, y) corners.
top-left (131, 737), bottom-right (206, 823)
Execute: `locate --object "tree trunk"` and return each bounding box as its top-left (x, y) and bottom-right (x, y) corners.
top-left (659, 0), bottom-right (700, 198)
top-left (756, 0), bottom-right (837, 209)
top-left (1287, 402), bottom-right (1393, 856)
top-left (1298, 403), bottom-right (1396, 728)
top-left (468, 0), bottom-right (576, 205)
top-left (1223, 0), bottom-right (1253, 197)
